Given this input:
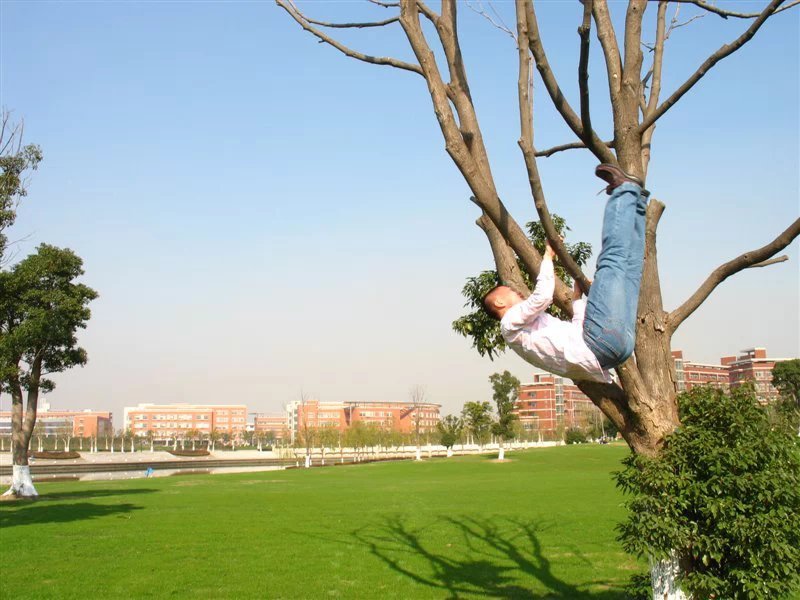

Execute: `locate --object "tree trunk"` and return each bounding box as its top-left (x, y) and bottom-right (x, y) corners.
top-left (6, 358), bottom-right (42, 498)
top-left (304, 453), bottom-right (311, 468)
top-left (446, 447), bottom-right (453, 458)
top-left (650, 554), bottom-right (689, 600)
top-left (498, 443), bottom-right (505, 461)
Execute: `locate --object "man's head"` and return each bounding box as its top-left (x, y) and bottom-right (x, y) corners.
top-left (482, 285), bottom-right (524, 320)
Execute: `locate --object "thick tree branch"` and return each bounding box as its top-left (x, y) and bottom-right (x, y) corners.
top-left (523, 0), bottom-right (615, 164)
top-left (668, 217), bottom-right (800, 333)
top-left (641, 1), bottom-right (668, 175)
top-left (591, 0), bottom-right (623, 113)
top-left (475, 209), bottom-right (530, 296)
top-left (639, 0), bottom-right (785, 133)
top-left (672, 0), bottom-right (799, 19)
top-left (577, 0), bottom-right (593, 138)
top-left (515, 0), bottom-right (591, 292)
top-left (298, 14), bottom-right (400, 29)
top-left (275, 0), bottom-right (423, 76)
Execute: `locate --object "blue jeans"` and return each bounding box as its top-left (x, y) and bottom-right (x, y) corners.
top-left (582, 182), bottom-right (648, 368)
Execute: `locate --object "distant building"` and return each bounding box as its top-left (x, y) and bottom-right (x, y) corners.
top-left (0, 400), bottom-right (112, 438)
top-left (514, 374), bottom-right (602, 436)
top-left (671, 347), bottom-right (793, 403)
top-left (722, 348), bottom-right (791, 403)
top-left (253, 413), bottom-right (289, 440)
top-left (672, 350), bottom-right (730, 393)
top-left (123, 403), bottom-right (247, 438)
top-left (286, 400), bottom-right (441, 442)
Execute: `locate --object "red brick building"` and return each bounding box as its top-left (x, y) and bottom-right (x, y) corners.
top-left (0, 400), bottom-right (112, 438)
top-left (286, 400), bottom-right (441, 442)
top-left (722, 348), bottom-right (789, 403)
top-left (513, 374), bottom-right (602, 436)
top-left (253, 413), bottom-right (289, 440)
top-left (672, 350), bottom-right (730, 393)
top-left (124, 403), bottom-right (247, 438)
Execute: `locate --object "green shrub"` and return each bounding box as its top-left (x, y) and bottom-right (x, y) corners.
top-left (615, 386), bottom-right (800, 599)
top-left (30, 451), bottom-right (80, 460)
top-left (564, 428), bottom-right (587, 445)
top-left (167, 449), bottom-right (210, 457)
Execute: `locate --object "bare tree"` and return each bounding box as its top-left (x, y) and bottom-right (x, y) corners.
top-left (279, 1), bottom-right (799, 595)
top-left (409, 384), bottom-right (426, 461)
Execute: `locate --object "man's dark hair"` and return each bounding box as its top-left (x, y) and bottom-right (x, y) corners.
top-left (482, 286), bottom-right (505, 321)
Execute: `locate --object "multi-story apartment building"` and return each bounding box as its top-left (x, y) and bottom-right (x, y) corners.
top-left (513, 374), bottom-right (602, 435)
top-left (123, 403), bottom-right (247, 438)
top-left (672, 350), bottom-right (730, 393)
top-left (286, 400), bottom-right (441, 442)
top-left (722, 348), bottom-right (791, 403)
top-left (253, 413), bottom-right (289, 440)
top-left (0, 400), bottom-right (112, 438)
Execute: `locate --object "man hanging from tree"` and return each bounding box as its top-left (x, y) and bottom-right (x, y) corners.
top-left (483, 164), bottom-right (648, 383)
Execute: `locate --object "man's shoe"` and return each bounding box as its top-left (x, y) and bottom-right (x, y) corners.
top-left (595, 164), bottom-right (644, 195)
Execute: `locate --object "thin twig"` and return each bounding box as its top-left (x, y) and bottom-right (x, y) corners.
top-left (672, 0), bottom-right (799, 19)
top-left (639, 0), bottom-right (785, 133)
top-left (275, 0), bottom-right (423, 76)
top-left (534, 139), bottom-right (614, 158)
top-left (465, 0), bottom-right (516, 40)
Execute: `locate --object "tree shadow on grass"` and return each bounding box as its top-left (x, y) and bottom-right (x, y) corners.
top-left (0, 501), bottom-right (145, 529)
top-left (37, 488), bottom-right (158, 502)
top-left (351, 514), bottom-right (627, 599)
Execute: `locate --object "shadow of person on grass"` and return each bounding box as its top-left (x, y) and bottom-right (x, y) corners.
top-left (351, 514), bottom-right (627, 599)
top-left (0, 501), bottom-right (145, 529)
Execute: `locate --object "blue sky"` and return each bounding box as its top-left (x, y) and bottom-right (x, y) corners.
top-left (1, 1), bottom-right (798, 421)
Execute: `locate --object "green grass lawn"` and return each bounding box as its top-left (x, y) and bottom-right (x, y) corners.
top-left (0, 445), bottom-right (644, 599)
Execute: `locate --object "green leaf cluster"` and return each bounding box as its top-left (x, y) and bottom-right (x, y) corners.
top-left (452, 215), bottom-right (592, 360)
top-left (615, 386), bottom-right (800, 599)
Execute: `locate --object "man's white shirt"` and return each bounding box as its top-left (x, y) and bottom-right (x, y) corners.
top-left (500, 257), bottom-right (613, 384)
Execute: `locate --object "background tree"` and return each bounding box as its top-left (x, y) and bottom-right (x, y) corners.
top-left (278, 1), bottom-right (800, 593)
top-left (771, 359), bottom-right (800, 434)
top-left (489, 370), bottom-right (520, 460)
top-left (409, 384), bottom-right (426, 461)
top-left (0, 112), bottom-right (42, 265)
top-left (437, 414), bottom-right (463, 457)
top-left (772, 359), bottom-right (800, 406)
top-left (0, 244), bottom-right (97, 497)
top-left (318, 425), bottom-right (339, 465)
top-left (461, 401), bottom-right (492, 448)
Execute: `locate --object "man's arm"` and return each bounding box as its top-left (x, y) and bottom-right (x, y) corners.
top-left (571, 278), bottom-right (589, 326)
top-left (502, 244), bottom-right (556, 333)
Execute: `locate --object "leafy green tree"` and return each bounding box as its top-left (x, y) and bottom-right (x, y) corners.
top-left (452, 216), bottom-right (591, 359)
top-left (436, 415), bottom-right (463, 457)
top-left (0, 245), bottom-right (97, 496)
top-left (616, 386), bottom-right (800, 599)
top-left (488, 371), bottom-right (520, 460)
top-left (317, 426), bottom-right (339, 465)
top-left (461, 401), bottom-right (492, 448)
top-left (772, 359), bottom-right (800, 405)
